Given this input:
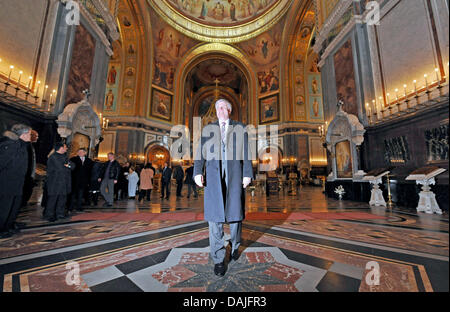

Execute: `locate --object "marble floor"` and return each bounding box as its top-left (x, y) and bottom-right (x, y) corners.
top-left (0, 186), bottom-right (448, 292)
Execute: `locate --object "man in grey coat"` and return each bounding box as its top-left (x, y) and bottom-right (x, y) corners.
top-left (194, 98), bottom-right (253, 276)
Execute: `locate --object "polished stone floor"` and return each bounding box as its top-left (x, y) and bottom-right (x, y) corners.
top-left (0, 185), bottom-right (448, 292)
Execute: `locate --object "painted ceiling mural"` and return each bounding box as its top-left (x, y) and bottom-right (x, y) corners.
top-left (147, 0), bottom-right (293, 42)
top-left (150, 7), bottom-right (199, 92)
top-left (166, 0), bottom-right (279, 26)
top-left (237, 14), bottom-right (285, 97)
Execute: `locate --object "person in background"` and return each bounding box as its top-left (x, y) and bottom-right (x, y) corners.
top-left (69, 148), bottom-right (93, 212)
top-left (138, 163), bottom-right (154, 202)
top-left (0, 124), bottom-right (31, 238)
top-left (160, 162), bottom-right (172, 200)
top-left (127, 167), bottom-right (139, 199)
top-left (172, 163), bottom-right (185, 199)
top-left (89, 158), bottom-right (103, 206)
top-left (117, 162), bottom-right (130, 200)
top-left (22, 129), bottom-right (39, 207)
top-left (184, 164), bottom-right (198, 199)
top-left (98, 152), bottom-right (121, 207)
top-left (44, 142), bottom-right (74, 222)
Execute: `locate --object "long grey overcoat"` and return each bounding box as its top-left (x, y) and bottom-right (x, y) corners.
top-left (194, 119), bottom-right (253, 223)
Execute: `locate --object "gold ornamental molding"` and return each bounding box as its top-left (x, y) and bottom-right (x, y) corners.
top-left (146, 0), bottom-right (294, 43)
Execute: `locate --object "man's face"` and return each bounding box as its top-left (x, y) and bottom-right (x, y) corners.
top-left (19, 131), bottom-right (31, 142)
top-left (77, 149), bottom-right (86, 157)
top-left (30, 130), bottom-right (39, 143)
top-left (216, 101), bottom-right (230, 121)
top-left (108, 153), bottom-right (114, 161)
top-left (58, 144), bottom-right (67, 154)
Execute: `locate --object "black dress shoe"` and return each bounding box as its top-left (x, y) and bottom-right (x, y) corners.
top-left (214, 262), bottom-right (226, 276)
top-left (231, 249), bottom-right (239, 261)
top-left (0, 231), bottom-right (12, 238)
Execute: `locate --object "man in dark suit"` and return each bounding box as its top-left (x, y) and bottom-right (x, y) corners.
top-left (69, 148), bottom-right (93, 212)
top-left (184, 165), bottom-right (198, 199)
top-left (45, 142), bottom-right (74, 222)
top-left (194, 99), bottom-right (253, 276)
top-left (172, 163), bottom-right (184, 198)
top-left (160, 162), bottom-right (172, 199)
top-left (98, 152), bottom-right (121, 207)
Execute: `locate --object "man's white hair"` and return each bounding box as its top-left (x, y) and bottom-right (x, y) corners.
top-left (215, 98), bottom-right (232, 112)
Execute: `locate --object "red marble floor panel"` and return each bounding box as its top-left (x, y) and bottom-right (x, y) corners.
top-left (152, 265), bottom-right (197, 287)
top-left (264, 262), bottom-right (304, 283)
top-left (179, 252), bottom-right (209, 265)
top-left (246, 251), bottom-right (275, 264)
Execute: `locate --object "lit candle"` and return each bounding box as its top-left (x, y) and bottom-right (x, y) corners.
top-left (366, 103), bottom-right (371, 116)
top-left (106, 119), bottom-right (109, 129)
top-left (386, 93), bottom-right (390, 105)
top-left (43, 85), bottom-right (48, 101)
top-left (7, 65), bottom-right (14, 84)
top-left (17, 71), bottom-right (23, 88)
top-left (26, 76), bottom-right (32, 93)
top-left (35, 81), bottom-right (41, 97)
top-left (424, 74), bottom-right (428, 90)
top-left (395, 89), bottom-right (399, 101)
top-left (99, 113), bottom-right (102, 123)
top-left (413, 80), bottom-right (417, 94)
top-left (435, 68), bottom-right (440, 86)
top-left (379, 96), bottom-right (383, 110)
top-left (49, 93), bottom-right (53, 106)
top-left (52, 90), bottom-right (56, 104)
top-left (403, 84), bottom-right (407, 97)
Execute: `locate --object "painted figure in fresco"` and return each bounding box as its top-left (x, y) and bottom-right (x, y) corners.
top-left (296, 95), bottom-right (304, 106)
top-left (313, 98), bottom-right (319, 117)
top-left (122, 16), bottom-right (131, 27)
top-left (167, 34), bottom-right (174, 52)
top-left (336, 142), bottom-right (351, 176)
top-left (154, 61), bottom-right (161, 83)
top-left (199, 1), bottom-right (208, 19)
top-left (261, 39), bottom-right (269, 59)
top-left (157, 29), bottom-right (164, 46)
top-left (104, 90), bottom-right (114, 110)
top-left (213, 2), bottom-right (225, 20)
top-left (157, 97), bottom-right (168, 116)
top-left (312, 77), bottom-right (319, 93)
top-left (269, 75), bottom-right (279, 91)
top-left (230, 3), bottom-right (237, 21)
top-left (175, 39), bottom-right (182, 57)
top-left (260, 80), bottom-right (268, 93)
top-left (107, 66), bottom-right (117, 85)
top-left (264, 103), bottom-right (274, 119)
top-left (310, 57), bottom-right (319, 72)
top-left (128, 44), bottom-right (135, 54)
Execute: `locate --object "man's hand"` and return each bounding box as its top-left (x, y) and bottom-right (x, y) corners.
top-left (243, 177), bottom-right (251, 188)
top-left (98, 178), bottom-right (101, 182)
top-left (114, 180), bottom-right (117, 184)
top-left (194, 174), bottom-right (204, 187)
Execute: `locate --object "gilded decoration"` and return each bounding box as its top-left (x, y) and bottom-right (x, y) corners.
top-left (146, 0), bottom-right (294, 43)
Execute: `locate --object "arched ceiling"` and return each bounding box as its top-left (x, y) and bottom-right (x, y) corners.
top-left (146, 0), bottom-right (294, 43)
top-left (189, 59), bottom-right (244, 92)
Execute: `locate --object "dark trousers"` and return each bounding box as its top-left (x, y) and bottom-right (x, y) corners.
top-left (89, 191), bottom-right (99, 205)
top-left (138, 189), bottom-right (152, 201)
top-left (44, 195), bottom-right (67, 219)
top-left (176, 180), bottom-right (183, 196)
top-left (0, 195), bottom-right (22, 232)
top-left (22, 176), bottom-right (34, 206)
top-left (70, 186), bottom-right (86, 211)
top-left (161, 181), bottom-right (170, 198)
top-left (187, 183), bottom-right (198, 198)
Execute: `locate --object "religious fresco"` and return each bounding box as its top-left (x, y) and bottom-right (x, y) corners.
top-left (237, 15), bottom-right (285, 96)
top-left (151, 88), bottom-right (173, 121)
top-left (104, 64), bottom-right (120, 112)
top-left (117, 1), bottom-right (139, 115)
top-left (308, 95), bottom-right (323, 120)
top-left (292, 9), bottom-right (315, 121)
top-left (166, 0), bottom-right (279, 26)
top-left (259, 94), bottom-right (279, 124)
top-left (150, 8), bottom-right (199, 92)
top-left (64, 24), bottom-right (96, 106)
top-left (335, 140), bottom-right (352, 178)
top-left (334, 39), bottom-right (358, 115)
top-left (306, 52), bottom-right (324, 120)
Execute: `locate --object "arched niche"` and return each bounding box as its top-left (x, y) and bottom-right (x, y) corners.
top-left (56, 96), bottom-right (101, 158)
top-left (145, 143), bottom-right (171, 171)
top-left (325, 102), bottom-right (366, 181)
top-left (173, 43), bottom-right (257, 127)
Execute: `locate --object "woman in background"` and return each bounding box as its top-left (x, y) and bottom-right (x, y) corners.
top-left (138, 163), bottom-right (154, 202)
top-left (127, 167), bottom-right (139, 199)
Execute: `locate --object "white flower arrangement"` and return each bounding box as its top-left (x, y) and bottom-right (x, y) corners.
top-left (334, 185), bottom-right (346, 197)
